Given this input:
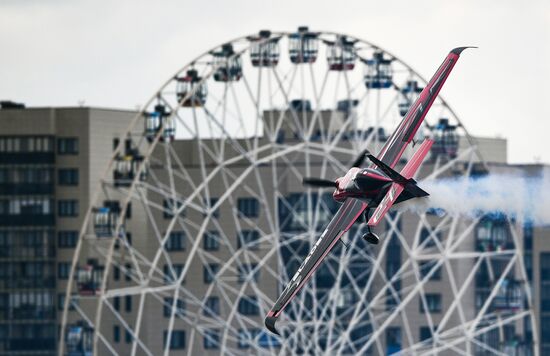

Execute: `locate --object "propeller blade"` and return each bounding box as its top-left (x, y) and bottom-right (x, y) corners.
top-left (302, 177), bottom-right (337, 188)
top-left (351, 150), bottom-right (369, 168)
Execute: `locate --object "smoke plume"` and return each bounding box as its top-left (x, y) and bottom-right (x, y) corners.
top-left (412, 173), bottom-right (550, 226)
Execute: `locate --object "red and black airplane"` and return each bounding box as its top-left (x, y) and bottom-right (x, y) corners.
top-left (265, 47), bottom-right (474, 335)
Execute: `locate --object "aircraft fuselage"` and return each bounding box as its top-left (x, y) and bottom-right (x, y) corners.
top-left (333, 167), bottom-right (393, 203)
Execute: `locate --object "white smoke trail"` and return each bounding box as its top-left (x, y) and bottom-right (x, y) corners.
top-left (411, 172), bottom-right (550, 226)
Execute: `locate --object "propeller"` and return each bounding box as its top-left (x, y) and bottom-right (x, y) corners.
top-left (302, 177), bottom-right (337, 188)
top-left (350, 149), bottom-right (369, 168)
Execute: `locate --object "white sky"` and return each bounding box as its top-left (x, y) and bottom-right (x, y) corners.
top-left (0, 0), bottom-right (548, 163)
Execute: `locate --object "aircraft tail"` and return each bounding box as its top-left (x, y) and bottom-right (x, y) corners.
top-left (366, 139), bottom-right (433, 226)
top-left (367, 138), bottom-right (433, 184)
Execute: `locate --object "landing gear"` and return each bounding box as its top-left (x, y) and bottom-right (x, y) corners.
top-left (362, 232), bottom-right (379, 244)
top-left (362, 208), bottom-right (379, 244)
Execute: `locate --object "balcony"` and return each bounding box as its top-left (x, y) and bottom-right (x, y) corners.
top-left (0, 276), bottom-right (56, 289)
top-left (0, 214), bottom-right (55, 226)
top-left (0, 183), bottom-right (54, 195)
top-left (6, 338), bottom-right (56, 351)
top-left (0, 152), bottom-right (55, 164)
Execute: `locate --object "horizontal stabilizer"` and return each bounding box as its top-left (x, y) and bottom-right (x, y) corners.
top-left (366, 153), bottom-right (407, 183)
top-left (405, 182), bottom-right (429, 198)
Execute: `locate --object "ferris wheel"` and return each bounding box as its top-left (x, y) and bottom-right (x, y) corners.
top-left (59, 27), bottom-right (537, 355)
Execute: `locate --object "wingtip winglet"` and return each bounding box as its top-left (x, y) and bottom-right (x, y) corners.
top-left (265, 316), bottom-right (280, 336)
top-left (450, 46), bottom-right (478, 55)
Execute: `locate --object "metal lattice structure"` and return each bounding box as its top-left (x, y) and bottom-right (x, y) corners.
top-left (59, 28), bottom-right (537, 355)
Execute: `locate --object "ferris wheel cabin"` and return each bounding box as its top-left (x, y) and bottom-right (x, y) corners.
top-left (431, 118), bottom-right (459, 159)
top-left (288, 26), bottom-right (319, 64)
top-left (93, 201), bottom-right (124, 238)
top-left (326, 36), bottom-right (357, 71)
top-left (398, 80), bottom-right (423, 116)
top-left (65, 322), bottom-right (93, 356)
top-left (144, 102), bottom-right (175, 142)
top-left (212, 43), bottom-right (242, 82)
top-left (76, 259), bottom-right (104, 296)
top-left (249, 30), bottom-right (280, 67)
top-left (492, 279), bottom-right (523, 312)
top-left (364, 51), bottom-right (393, 89)
top-left (175, 69), bottom-right (207, 107)
top-left (113, 137), bottom-right (146, 187)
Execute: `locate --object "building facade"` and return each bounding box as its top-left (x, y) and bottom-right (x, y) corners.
top-left (0, 105), bottom-right (136, 355)
top-left (1, 104), bottom-right (547, 355)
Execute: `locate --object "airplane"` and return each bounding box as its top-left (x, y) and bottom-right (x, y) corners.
top-left (265, 47), bottom-right (475, 335)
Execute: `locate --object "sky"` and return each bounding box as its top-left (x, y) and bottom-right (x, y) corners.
top-left (0, 0), bottom-right (548, 164)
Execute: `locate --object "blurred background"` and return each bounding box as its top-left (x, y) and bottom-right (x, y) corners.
top-left (0, 1), bottom-right (548, 355)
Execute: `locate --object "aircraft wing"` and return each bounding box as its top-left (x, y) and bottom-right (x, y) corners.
top-left (375, 47), bottom-right (473, 168)
top-left (265, 198), bottom-right (368, 335)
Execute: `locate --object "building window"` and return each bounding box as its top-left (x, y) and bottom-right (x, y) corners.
top-left (238, 296), bottom-right (259, 316)
top-left (125, 202), bottom-right (132, 219)
top-left (238, 329), bottom-right (261, 349)
top-left (0, 167), bottom-right (53, 184)
top-left (125, 330), bottom-right (132, 343)
top-left (58, 168), bottom-right (79, 186)
top-left (419, 326), bottom-right (436, 342)
top-left (58, 231), bottom-right (78, 248)
top-left (125, 295), bottom-right (132, 312)
top-left (164, 330), bottom-right (186, 350)
top-left (124, 263), bottom-right (132, 282)
top-left (237, 230), bottom-right (260, 250)
top-left (0, 136), bottom-right (54, 153)
top-left (541, 252), bottom-right (550, 282)
top-left (420, 294), bottom-right (442, 313)
top-left (204, 329), bottom-right (220, 350)
top-left (386, 231), bottom-right (401, 310)
top-left (386, 327), bottom-right (401, 355)
top-left (164, 264), bottom-right (185, 285)
top-left (204, 197), bottom-right (220, 219)
top-left (541, 253), bottom-right (550, 311)
top-left (58, 200), bottom-right (78, 217)
top-left (163, 198), bottom-right (184, 219)
top-left (165, 231), bottom-right (185, 251)
top-left (238, 263), bottom-right (259, 283)
top-left (204, 263), bottom-right (220, 284)
top-left (542, 316), bottom-right (550, 344)
top-left (524, 222), bottom-right (533, 251)
top-left (58, 293), bottom-right (77, 311)
top-left (1, 197), bottom-right (53, 215)
top-left (237, 197), bottom-right (259, 218)
top-left (58, 262), bottom-right (71, 279)
top-left (203, 296), bottom-right (220, 317)
top-left (420, 227), bottom-right (441, 248)
top-left (419, 260), bottom-right (441, 281)
top-left (204, 230), bottom-right (220, 251)
top-left (113, 326), bottom-right (120, 343)
top-left (163, 297), bottom-right (185, 317)
top-left (125, 232), bottom-right (132, 246)
top-left (113, 265), bottom-right (120, 281)
top-left (57, 137), bottom-right (79, 155)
